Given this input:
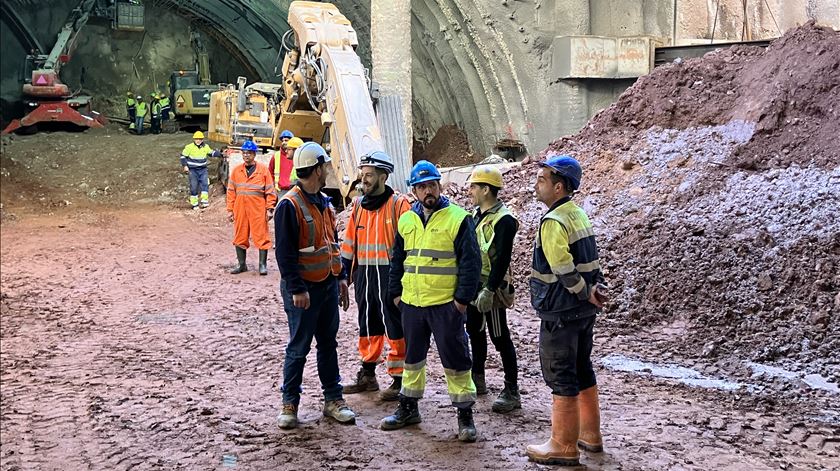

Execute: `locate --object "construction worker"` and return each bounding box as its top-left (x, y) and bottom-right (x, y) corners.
top-left (126, 92), bottom-right (136, 123)
top-left (526, 154), bottom-right (606, 466)
top-left (180, 131), bottom-right (221, 209)
top-left (150, 93), bottom-right (162, 134)
top-left (286, 137), bottom-right (304, 187)
top-left (134, 95), bottom-right (147, 135)
top-left (382, 160), bottom-right (482, 443)
top-left (274, 141), bottom-right (355, 429)
top-left (465, 165), bottom-right (521, 413)
top-left (159, 93), bottom-right (171, 122)
top-left (227, 140), bottom-right (276, 275)
top-left (268, 130), bottom-right (295, 198)
top-left (340, 151), bottom-right (412, 401)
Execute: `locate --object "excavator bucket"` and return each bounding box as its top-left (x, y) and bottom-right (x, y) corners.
top-left (1, 102), bottom-right (106, 135)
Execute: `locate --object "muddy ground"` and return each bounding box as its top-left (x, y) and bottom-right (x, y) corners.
top-left (1, 127), bottom-right (838, 470)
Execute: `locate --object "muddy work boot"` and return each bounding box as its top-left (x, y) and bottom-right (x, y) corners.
top-left (343, 366), bottom-right (379, 394)
top-left (230, 247), bottom-right (248, 274)
top-left (258, 249), bottom-right (268, 276)
top-left (492, 383), bottom-right (521, 414)
top-left (472, 372), bottom-right (488, 396)
top-left (577, 386), bottom-right (604, 452)
top-left (323, 399), bottom-right (356, 424)
top-left (380, 395), bottom-right (421, 430)
top-left (457, 407), bottom-right (478, 443)
top-left (277, 403), bottom-right (298, 430)
top-left (526, 395), bottom-right (580, 466)
top-left (378, 376), bottom-right (402, 402)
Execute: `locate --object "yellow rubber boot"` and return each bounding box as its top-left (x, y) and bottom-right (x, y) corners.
top-left (578, 386), bottom-right (604, 452)
top-left (526, 395), bottom-right (580, 466)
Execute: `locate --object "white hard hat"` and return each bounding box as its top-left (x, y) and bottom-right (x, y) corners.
top-left (358, 150), bottom-right (394, 174)
top-left (293, 141), bottom-right (331, 170)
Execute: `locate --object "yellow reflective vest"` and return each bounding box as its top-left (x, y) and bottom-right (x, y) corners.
top-left (475, 202), bottom-right (517, 283)
top-left (136, 102), bottom-right (147, 117)
top-left (398, 204), bottom-right (469, 307)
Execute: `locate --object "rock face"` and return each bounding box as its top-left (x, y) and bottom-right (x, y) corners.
top-left (447, 22), bottom-right (840, 377)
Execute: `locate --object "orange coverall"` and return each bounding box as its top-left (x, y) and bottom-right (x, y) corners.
top-left (226, 162), bottom-right (277, 250)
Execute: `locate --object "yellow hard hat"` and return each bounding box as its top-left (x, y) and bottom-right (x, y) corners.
top-left (192, 131), bottom-right (205, 139)
top-left (467, 165), bottom-right (503, 189)
top-left (126, 91), bottom-right (133, 96)
top-left (287, 137), bottom-right (304, 149)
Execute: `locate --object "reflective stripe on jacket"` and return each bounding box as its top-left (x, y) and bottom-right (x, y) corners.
top-left (530, 197), bottom-right (603, 320)
top-left (180, 142), bottom-right (216, 168)
top-left (281, 186), bottom-right (342, 283)
top-left (341, 193), bottom-right (411, 266)
top-left (398, 204), bottom-right (469, 307)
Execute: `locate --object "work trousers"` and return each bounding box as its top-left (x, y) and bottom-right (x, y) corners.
top-left (150, 116), bottom-right (161, 134)
top-left (161, 106), bottom-right (171, 121)
top-left (401, 302), bottom-right (476, 408)
top-left (354, 265), bottom-right (405, 376)
top-left (128, 109), bottom-right (136, 122)
top-left (135, 115), bottom-right (144, 134)
top-left (466, 304), bottom-right (518, 386)
top-left (280, 277), bottom-right (344, 405)
top-left (539, 315), bottom-right (597, 397)
top-left (188, 167), bottom-right (209, 207)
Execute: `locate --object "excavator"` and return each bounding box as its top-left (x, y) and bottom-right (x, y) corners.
top-left (210, 1), bottom-right (390, 203)
top-left (169, 29), bottom-right (215, 122)
top-left (2, 0), bottom-right (107, 135)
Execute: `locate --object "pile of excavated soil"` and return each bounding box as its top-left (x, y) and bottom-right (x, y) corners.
top-left (448, 23), bottom-right (840, 384)
top-left (415, 124), bottom-right (481, 167)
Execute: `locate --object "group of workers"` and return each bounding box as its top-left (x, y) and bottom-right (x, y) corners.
top-left (185, 126), bottom-right (607, 466)
top-left (125, 91), bottom-right (170, 135)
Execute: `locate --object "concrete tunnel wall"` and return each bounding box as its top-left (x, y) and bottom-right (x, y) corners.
top-left (2, 0), bottom-right (838, 155)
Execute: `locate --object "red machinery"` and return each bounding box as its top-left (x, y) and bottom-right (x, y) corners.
top-left (2, 0), bottom-right (107, 134)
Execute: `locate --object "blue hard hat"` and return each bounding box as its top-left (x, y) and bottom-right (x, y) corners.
top-left (241, 140), bottom-right (258, 152)
top-left (407, 160), bottom-right (441, 186)
top-left (279, 130), bottom-right (293, 139)
top-left (538, 154), bottom-right (582, 191)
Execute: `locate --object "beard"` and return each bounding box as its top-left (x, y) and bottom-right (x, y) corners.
top-left (361, 179), bottom-right (382, 195)
top-left (421, 194), bottom-right (439, 209)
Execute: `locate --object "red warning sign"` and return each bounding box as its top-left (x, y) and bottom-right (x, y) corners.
top-left (35, 75), bottom-right (48, 85)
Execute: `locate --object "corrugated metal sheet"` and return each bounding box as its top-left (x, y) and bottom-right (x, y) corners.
top-left (375, 95), bottom-right (411, 194)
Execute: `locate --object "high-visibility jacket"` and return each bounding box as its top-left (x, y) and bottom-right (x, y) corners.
top-left (159, 96), bottom-right (170, 109)
top-left (270, 149), bottom-right (294, 191)
top-left (530, 197), bottom-right (603, 321)
top-left (475, 202), bottom-right (517, 283)
top-left (180, 142), bottom-right (218, 168)
top-left (398, 204), bottom-right (469, 307)
top-left (226, 163), bottom-right (277, 251)
top-left (126, 97), bottom-right (136, 110)
top-left (151, 101), bottom-right (162, 118)
top-left (281, 185), bottom-right (342, 282)
top-left (341, 192), bottom-right (411, 267)
top-left (136, 102), bottom-right (147, 117)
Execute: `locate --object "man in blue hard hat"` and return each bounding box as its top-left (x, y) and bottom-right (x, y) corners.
top-left (526, 154), bottom-right (607, 467)
top-left (382, 160), bottom-right (482, 443)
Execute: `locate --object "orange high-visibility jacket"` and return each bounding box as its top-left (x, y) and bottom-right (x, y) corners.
top-left (282, 186), bottom-right (342, 282)
top-left (340, 193), bottom-right (411, 268)
top-left (226, 162), bottom-right (277, 250)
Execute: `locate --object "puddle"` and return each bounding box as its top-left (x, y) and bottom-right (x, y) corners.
top-left (600, 354), bottom-right (744, 391)
top-left (748, 362), bottom-right (840, 394)
top-left (222, 454), bottom-right (237, 467)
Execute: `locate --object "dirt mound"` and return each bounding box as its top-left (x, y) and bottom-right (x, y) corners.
top-left (415, 124), bottom-right (481, 167)
top-left (449, 22), bottom-right (840, 386)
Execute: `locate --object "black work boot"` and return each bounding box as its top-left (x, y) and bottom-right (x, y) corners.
top-left (258, 249), bottom-right (268, 275)
top-left (378, 376), bottom-right (402, 402)
top-left (457, 407), bottom-right (478, 442)
top-left (472, 372), bottom-right (488, 396)
top-left (380, 395), bottom-right (422, 430)
top-left (230, 247), bottom-right (247, 274)
top-left (492, 383), bottom-right (522, 413)
top-left (343, 366), bottom-right (379, 394)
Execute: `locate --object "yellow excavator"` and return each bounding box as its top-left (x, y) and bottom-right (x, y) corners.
top-left (209, 1), bottom-right (387, 201)
top-left (170, 29), bottom-right (215, 121)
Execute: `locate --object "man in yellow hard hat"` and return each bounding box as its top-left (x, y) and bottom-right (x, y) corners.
top-left (465, 165), bottom-right (520, 413)
top-left (126, 92), bottom-right (136, 123)
top-left (180, 131), bottom-right (222, 209)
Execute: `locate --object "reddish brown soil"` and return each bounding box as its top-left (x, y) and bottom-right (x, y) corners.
top-left (415, 124), bottom-right (482, 167)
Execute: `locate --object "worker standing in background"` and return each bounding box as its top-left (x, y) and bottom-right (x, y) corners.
top-left (150, 93), bottom-right (162, 135)
top-left (159, 93), bottom-right (171, 123)
top-left (268, 130), bottom-right (295, 198)
top-left (274, 142), bottom-right (356, 429)
top-left (382, 160), bottom-right (482, 443)
top-left (465, 165), bottom-right (521, 414)
top-left (180, 131), bottom-right (221, 210)
top-left (134, 95), bottom-right (147, 135)
top-left (126, 92), bottom-right (136, 124)
top-left (340, 151), bottom-right (411, 401)
top-left (526, 155), bottom-right (606, 467)
top-left (227, 140), bottom-right (276, 276)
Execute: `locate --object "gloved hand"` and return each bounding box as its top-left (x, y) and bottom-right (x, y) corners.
top-left (474, 287), bottom-right (495, 313)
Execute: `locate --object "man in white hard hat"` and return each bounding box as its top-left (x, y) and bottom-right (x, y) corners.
top-left (273, 142), bottom-right (355, 430)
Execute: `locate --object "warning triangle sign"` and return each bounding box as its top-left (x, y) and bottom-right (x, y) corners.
top-left (35, 75), bottom-right (48, 85)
